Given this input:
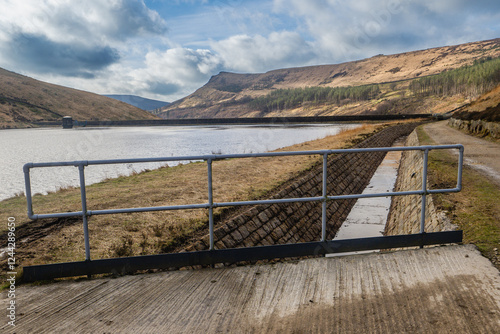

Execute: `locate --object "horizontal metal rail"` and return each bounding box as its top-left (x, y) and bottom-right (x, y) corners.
top-left (22, 144), bottom-right (464, 281)
top-left (23, 144), bottom-right (463, 168)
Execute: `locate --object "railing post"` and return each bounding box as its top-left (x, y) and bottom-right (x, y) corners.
top-left (78, 163), bottom-right (91, 261)
top-left (420, 149), bottom-right (429, 236)
top-left (23, 164), bottom-right (34, 218)
top-left (457, 145), bottom-right (464, 191)
top-left (207, 158), bottom-right (214, 250)
top-left (321, 153), bottom-right (328, 242)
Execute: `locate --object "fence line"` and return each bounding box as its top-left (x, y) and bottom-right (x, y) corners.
top-left (24, 144), bottom-right (464, 264)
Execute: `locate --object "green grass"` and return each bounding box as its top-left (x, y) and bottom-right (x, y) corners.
top-left (417, 126), bottom-right (500, 267)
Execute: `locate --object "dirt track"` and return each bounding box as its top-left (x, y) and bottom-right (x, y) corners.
top-left (423, 121), bottom-right (500, 187)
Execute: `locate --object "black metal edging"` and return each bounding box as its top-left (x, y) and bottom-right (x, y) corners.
top-left (23, 230), bottom-right (462, 282)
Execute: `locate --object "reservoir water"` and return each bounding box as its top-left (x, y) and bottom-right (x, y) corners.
top-left (0, 124), bottom-right (359, 201)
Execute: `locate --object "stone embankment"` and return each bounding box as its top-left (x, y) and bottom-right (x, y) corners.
top-left (448, 117), bottom-right (500, 139)
top-left (185, 123), bottom-right (421, 252)
top-left (385, 130), bottom-right (456, 235)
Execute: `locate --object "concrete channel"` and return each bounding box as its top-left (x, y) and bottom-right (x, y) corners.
top-left (332, 138), bottom-right (405, 243)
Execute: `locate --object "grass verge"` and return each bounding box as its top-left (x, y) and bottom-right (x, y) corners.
top-left (417, 126), bottom-right (500, 269)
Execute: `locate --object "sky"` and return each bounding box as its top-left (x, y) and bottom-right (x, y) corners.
top-left (0, 0), bottom-right (499, 103)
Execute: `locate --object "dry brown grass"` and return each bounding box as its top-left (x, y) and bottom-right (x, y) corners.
top-left (466, 84), bottom-right (500, 112)
top-left (0, 123), bottom-right (387, 268)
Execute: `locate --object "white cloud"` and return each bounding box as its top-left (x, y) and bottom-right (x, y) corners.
top-left (37, 47), bottom-right (224, 102)
top-left (0, 0), bottom-right (168, 77)
top-left (211, 31), bottom-right (315, 72)
top-left (0, 0), bottom-right (499, 102)
top-left (134, 47), bottom-right (223, 98)
top-left (59, 30), bottom-right (316, 100)
top-left (273, 0), bottom-right (419, 62)
top-left (272, 0), bottom-right (500, 63)
top-left (144, 48), bottom-right (221, 84)
top-left (0, 0), bottom-right (167, 46)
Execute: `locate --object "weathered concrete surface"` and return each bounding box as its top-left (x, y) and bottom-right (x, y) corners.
top-left (330, 138), bottom-right (403, 257)
top-left (2, 244), bottom-right (499, 333)
top-left (333, 138), bottom-right (404, 241)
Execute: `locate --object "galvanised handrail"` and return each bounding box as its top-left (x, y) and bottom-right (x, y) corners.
top-left (24, 144), bottom-right (464, 262)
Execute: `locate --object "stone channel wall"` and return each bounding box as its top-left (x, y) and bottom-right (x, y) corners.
top-left (185, 123), bottom-right (421, 252)
top-left (385, 130), bottom-right (456, 235)
top-left (448, 117), bottom-right (500, 139)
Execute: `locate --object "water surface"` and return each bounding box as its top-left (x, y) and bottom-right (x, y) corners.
top-left (0, 124), bottom-right (360, 201)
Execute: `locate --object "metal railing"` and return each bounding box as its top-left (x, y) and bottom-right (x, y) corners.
top-left (23, 144), bottom-right (464, 280)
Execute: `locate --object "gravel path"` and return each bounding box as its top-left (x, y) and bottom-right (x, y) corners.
top-left (423, 121), bottom-right (500, 187)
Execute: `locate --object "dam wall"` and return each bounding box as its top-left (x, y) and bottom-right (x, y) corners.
top-left (33, 114), bottom-right (431, 128)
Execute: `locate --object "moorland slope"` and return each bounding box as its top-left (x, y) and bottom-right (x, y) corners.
top-left (0, 68), bottom-right (159, 129)
top-left (160, 38), bottom-right (500, 119)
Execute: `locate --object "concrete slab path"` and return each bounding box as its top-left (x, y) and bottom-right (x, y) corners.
top-left (2, 244), bottom-right (499, 333)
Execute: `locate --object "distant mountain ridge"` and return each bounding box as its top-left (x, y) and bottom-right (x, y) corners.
top-left (104, 94), bottom-right (170, 111)
top-left (0, 68), bottom-right (159, 129)
top-left (3, 38), bottom-right (500, 129)
top-left (159, 38), bottom-right (500, 119)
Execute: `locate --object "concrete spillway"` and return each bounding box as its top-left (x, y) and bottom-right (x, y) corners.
top-left (2, 245), bottom-right (499, 333)
top-left (332, 138), bottom-right (404, 247)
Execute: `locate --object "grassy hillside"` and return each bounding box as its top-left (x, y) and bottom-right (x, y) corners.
top-left (451, 84), bottom-right (500, 125)
top-left (0, 68), bottom-right (159, 129)
top-left (160, 38), bottom-right (500, 119)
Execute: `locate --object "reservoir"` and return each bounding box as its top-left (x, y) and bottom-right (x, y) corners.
top-left (0, 123), bottom-right (359, 201)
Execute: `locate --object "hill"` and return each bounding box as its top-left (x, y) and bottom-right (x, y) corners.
top-left (452, 84), bottom-right (500, 123)
top-left (159, 38), bottom-right (500, 119)
top-left (0, 68), bottom-right (159, 129)
top-left (462, 84), bottom-right (500, 114)
top-left (104, 94), bottom-right (170, 111)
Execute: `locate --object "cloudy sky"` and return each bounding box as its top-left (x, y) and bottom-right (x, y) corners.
top-left (1, 0), bottom-right (499, 102)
